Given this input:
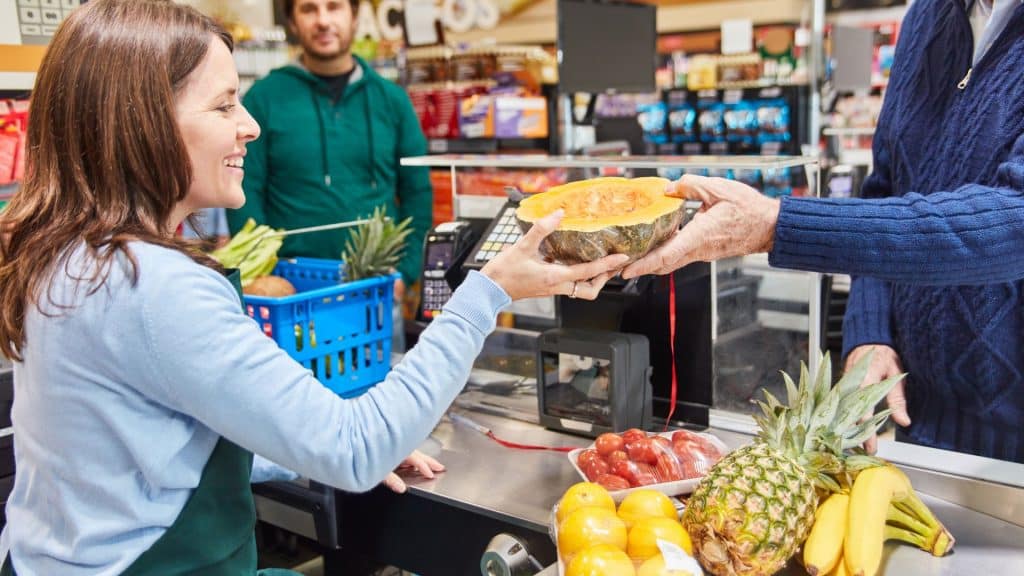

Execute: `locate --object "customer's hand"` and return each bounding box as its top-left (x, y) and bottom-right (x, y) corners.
top-left (622, 175), bottom-right (780, 279)
top-left (482, 210), bottom-right (630, 301)
top-left (845, 344), bottom-right (910, 454)
top-left (382, 449), bottom-right (445, 494)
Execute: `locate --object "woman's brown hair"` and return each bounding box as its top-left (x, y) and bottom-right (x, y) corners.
top-left (0, 0), bottom-right (232, 360)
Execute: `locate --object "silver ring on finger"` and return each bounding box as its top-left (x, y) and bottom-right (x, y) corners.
top-left (569, 280), bottom-right (579, 299)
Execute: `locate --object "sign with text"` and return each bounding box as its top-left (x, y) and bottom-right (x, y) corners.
top-left (354, 0), bottom-right (545, 41)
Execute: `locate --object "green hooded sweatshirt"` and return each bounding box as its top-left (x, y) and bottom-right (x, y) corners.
top-left (228, 56), bottom-right (432, 284)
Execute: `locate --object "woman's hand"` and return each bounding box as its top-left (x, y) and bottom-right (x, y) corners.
top-left (845, 344), bottom-right (910, 454)
top-left (622, 175), bottom-right (780, 278)
top-left (481, 210), bottom-right (630, 301)
top-left (382, 449), bottom-right (445, 494)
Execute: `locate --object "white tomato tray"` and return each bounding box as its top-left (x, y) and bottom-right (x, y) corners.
top-left (566, 430), bottom-right (730, 502)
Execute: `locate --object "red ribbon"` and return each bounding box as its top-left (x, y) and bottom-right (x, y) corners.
top-left (485, 431), bottom-right (576, 452)
top-left (665, 273), bottom-right (677, 430)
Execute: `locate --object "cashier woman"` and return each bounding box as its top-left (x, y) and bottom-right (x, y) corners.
top-left (0, 2), bottom-right (628, 574)
top-left (623, 1), bottom-right (1024, 465)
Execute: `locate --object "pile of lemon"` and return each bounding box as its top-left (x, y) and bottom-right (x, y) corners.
top-left (554, 482), bottom-right (695, 576)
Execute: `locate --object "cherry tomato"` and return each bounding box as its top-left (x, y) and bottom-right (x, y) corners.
top-left (691, 438), bottom-right (723, 460)
top-left (671, 430), bottom-right (701, 445)
top-left (631, 462), bottom-right (658, 487)
top-left (582, 458), bottom-right (611, 481)
top-left (626, 438), bottom-right (659, 465)
top-left (621, 428), bottom-right (647, 444)
top-left (576, 449), bottom-right (602, 469)
top-left (681, 458), bottom-right (703, 480)
top-left (650, 436), bottom-right (671, 450)
top-left (672, 439), bottom-right (700, 462)
top-left (654, 452), bottom-right (684, 482)
top-left (607, 450), bottom-right (629, 465)
top-left (611, 459), bottom-right (638, 484)
top-left (595, 473), bottom-right (631, 491)
top-left (594, 433), bottom-right (625, 456)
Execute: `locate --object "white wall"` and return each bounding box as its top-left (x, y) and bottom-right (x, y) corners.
top-left (181, 0), bottom-right (277, 30)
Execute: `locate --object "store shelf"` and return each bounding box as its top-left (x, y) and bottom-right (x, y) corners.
top-left (402, 153), bottom-right (819, 170)
top-left (426, 138), bottom-right (551, 154)
top-left (823, 127), bottom-right (876, 136)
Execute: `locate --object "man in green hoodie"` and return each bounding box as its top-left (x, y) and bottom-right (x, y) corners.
top-left (228, 0), bottom-right (433, 306)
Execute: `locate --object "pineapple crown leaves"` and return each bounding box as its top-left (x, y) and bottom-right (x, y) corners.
top-left (752, 350), bottom-right (905, 491)
top-left (341, 206), bottom-right (413, 281)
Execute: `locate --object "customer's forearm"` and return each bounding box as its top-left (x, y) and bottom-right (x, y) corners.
top-left (769, 186), bottom-right (1024, 285)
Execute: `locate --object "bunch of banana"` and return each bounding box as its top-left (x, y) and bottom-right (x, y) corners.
top-left (802, 464), bottom-right (955, 576)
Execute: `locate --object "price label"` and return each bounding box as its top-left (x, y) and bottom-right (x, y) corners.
top-left (656, 539), bottom-right (704, 574)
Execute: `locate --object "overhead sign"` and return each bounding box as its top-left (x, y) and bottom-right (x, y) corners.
top-left (354, 0), bottom-right (524, 42)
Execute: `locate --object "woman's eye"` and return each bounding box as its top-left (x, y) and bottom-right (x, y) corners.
top-left (217, 104), bottom-right (236, 113)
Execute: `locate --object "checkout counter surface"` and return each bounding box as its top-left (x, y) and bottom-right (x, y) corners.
top-left (404, 409), bottom-right (1024, 576)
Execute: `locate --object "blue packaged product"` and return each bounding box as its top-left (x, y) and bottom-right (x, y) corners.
top-left (762, 168), bottom-right (792, 198)
top-left (724, 102), bottom-right (758, 143)
top-left (706, 167), bottom-right (734, 180)
top-left (658, 167), bottom-right (685, 181)
top-left (698, 103), bottom-right (725, 143)
top-left (756, 99), bottom-right (791, 144)
top-left (668, 104), bottom-right (697, 143)
top-left (734, 168), bottom-right (762, 189)
top-left (637, 102), bottom-right (669, 144)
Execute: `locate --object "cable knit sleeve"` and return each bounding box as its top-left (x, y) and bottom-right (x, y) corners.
top-left (768, 127), bottom-right (1024, 286)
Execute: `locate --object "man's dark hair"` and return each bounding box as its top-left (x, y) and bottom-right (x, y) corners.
top-left (283, 0), bottom-right (360, 20)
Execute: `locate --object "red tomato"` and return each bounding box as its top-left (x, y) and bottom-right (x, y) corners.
top-left (692, 439), bottom-right (723, 460)
top-left (671, 430), bottom-right (701, 444)
top-left (671, 440), bottom-right (696, 461)
top-left (621, 428), bottom-right (647, 444)
top-left (582, 458), bottom-right (611, 481)
top-left (576, 449), bottom-right (602, 469)
top-left (680, 458), bottom-right (703, 480)
top-left (628, 438), bottom-right (661, 465)
top-left (671, 432), bottom-right (723, 460)
top-left (607, 450), bottom-right (629, 465)
top-left (650, 436), bottom-right (671, 450)
top-left (611, 459), bottom-right (638, 484)
top-left (595, 473), bottom-right (631, 491)
top-left (594, 433), bottom-right (625, 456)
top-left (654, 453), bottom-right (684, 482)
top-left (631, 462), bottom-right (658, 487)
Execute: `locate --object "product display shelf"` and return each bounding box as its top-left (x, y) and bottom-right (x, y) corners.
top-left (402, 153), bottom-right (818, 171)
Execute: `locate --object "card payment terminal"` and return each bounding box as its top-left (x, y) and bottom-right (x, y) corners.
top-left (418, 221), bottom-right (475, 321)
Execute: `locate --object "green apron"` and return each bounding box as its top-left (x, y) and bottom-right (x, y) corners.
top-left (2, 269), bottom-right (298, 576)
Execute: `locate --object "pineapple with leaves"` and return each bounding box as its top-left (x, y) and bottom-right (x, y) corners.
top-left (341, 207), bottom-right (413, 281)
top-left (682, 352), bottom-right (903, 576)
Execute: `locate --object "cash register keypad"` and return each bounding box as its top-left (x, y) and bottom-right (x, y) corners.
top-left (472, 206), bottom-right (522, 264)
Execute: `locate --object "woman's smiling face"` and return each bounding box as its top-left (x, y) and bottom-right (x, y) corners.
top-left (174, 36), bottom-right (260, 215)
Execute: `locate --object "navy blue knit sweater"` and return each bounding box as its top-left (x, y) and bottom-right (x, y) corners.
top-left (769, 0), bottom-right (1024, 463)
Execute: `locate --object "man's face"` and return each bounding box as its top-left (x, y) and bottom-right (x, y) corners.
top-left (289, 0), bottom-right (355, 62)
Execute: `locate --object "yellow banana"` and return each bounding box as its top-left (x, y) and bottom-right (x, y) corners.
top-left (829, 553), bottom-right (852, 576)
top-left (883, 466), bottom-right (956, 556)
top-left (804, 493), bottom-right (849, 575)
top-left (845, 465), bottom-right (911, 576)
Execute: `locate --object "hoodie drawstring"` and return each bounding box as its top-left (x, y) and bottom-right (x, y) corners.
top-left (363, 91), bottom-right (377, 191)
top-left (310, 90), bottom-right (331, 189)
